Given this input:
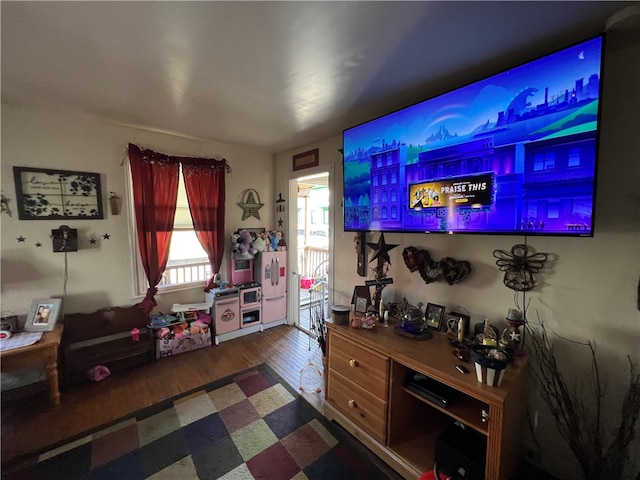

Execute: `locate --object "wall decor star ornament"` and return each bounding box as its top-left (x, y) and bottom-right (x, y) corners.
top-left (237, 189), bottom-right (264, 220)
top-left (367, 232), bottom-right (398, 265)
top-left (278, 218), bottom-right (283, 227)
top-left (35, 242), bottom-right (42, 247)
top-left (90, 238), bottom-right (97, 245)
top-left (17, 236), bottom-right (26, 243)
top-left (102, 233), bottom-right (111, 240)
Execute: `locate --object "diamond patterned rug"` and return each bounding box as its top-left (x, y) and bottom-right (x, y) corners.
top-left (3, 363), bottom-right (395, 480)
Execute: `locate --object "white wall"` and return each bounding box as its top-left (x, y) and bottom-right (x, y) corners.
top-left (275, 29), bottom-right (640, 479)
top-left (1, 105), bottom-right (274, 315)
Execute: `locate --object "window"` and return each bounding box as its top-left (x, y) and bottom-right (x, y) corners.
top-left (568, 148), bottom-right (581, 167)
top-left (533, 154), bottom-right (544, 171)
top-left (130, 168), bottom-right (210, 295)
top-left (533, 152), bottom-right (556, 171)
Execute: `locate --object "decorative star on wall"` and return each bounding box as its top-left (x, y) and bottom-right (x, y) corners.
top-left (35, 242), bottom-right (42, 247)
top-left (367, 233), bottom-right (398, 265)
top-left (237, 189), bottom-right (264, 220)
top-left (102, 233), bottom-right (111, 240)
top-left (90, 238), bottom-right (97, 245)
top-left (278, 218), bottom-right (283, 227)
top-left (17, 236), bottom-right (25, 243)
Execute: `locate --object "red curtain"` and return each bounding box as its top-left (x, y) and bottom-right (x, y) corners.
top-left (128, 144), bottom-right (179, 313)
top-left (181, 157), bottom-right (230, 291)
top-left (128, 144), bottom-right (231, 311)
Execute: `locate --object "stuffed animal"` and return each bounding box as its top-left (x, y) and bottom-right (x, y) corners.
top-left (276, 230), bottom-right (287, 251)
top-left (252, 235), bottom-right (266, 253)
top-left (238, 229), bottom-right (257, 257)
top-left (231, 232), bottom-right (241, 254)
top-left (269, 232), bottom-right (279, 251)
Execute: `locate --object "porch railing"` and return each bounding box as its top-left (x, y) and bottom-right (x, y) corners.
top-left (161, 261), bottom-right (211, 286)
top-left (297, 246), bottom-right (329, 279)
top-left (161, 246), bottom-right (329, 288)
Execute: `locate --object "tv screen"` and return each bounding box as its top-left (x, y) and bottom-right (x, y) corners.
top-left (343, 36), bottom-right (603, 237)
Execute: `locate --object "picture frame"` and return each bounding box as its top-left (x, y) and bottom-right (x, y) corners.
top-left (25, 298), bottom-right (62, 332)
top-left (424, 303), bottom-right (445, 330)
top-left (292, 148), bottom-right (319, 171)
top-left (351, 285), bottom-right (371, 314)
top-left (446, 311), bottom-right (471, 338)
top-left (13, 166), bottom-right (103, 220)
top-left (355, 297), bottom-right (368, 314)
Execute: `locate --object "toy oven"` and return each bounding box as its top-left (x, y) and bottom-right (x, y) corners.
top-left (239, 285), bottom-right (261, 329)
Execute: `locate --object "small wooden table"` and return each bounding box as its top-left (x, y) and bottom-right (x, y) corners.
top-left (1, 324), bottom-right (64, 406)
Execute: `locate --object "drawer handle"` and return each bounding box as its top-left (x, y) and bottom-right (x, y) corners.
top-left (349, 359), bottom-right (358, 368)
top-left (348, 399), bottom-right (357, 409)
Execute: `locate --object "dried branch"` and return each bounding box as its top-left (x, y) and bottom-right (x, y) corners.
top-left (526, 319), bottom-right (640, 479)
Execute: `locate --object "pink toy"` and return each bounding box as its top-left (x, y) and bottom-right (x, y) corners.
top-left (131, 327), bottom-right (140, 342)
top-left (87, 365), bottom-right (111, 382)
top-left (156, 327), bottom-right (170, 339)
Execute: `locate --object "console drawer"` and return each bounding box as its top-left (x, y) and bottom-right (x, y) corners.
top-left (329, 333), bottom-right (388, 399)
top-left (328, 369), bottom-right (387, 443)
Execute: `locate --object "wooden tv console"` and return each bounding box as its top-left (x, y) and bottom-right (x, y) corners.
top-left (325, 320), bottom-right (528, 480)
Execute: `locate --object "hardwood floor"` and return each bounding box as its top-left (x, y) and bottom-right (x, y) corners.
top-left (1, 324), bottom-right (325, 467)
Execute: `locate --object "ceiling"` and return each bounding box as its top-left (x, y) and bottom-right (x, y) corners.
top-left (2, 2), bottom-right (636, 154)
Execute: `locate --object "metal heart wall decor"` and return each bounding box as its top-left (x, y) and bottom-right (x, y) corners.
top-left (402, 246), bottom-right (472, 286)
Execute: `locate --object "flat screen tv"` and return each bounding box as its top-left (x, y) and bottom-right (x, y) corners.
top-left (343, 35), bottom-right (604, 237)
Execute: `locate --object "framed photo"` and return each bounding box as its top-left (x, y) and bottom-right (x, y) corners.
top-left (424, 303), bottom-right (445, 330)
top-left (355, 297), bottom-right (368, 313)
top-left (25, 299), bottom-right (62, 332)
top-left (292, 149), bottom-right (319, 171)
top-left (351, 285), bottom-right (371, 313)
top-left (446, 311), bottom-right (471, 338)
top-left (13, 166), bottom-right (103, 220)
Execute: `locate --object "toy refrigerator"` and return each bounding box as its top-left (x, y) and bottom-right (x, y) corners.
top-left (255, 251), bottom-right (287, 327)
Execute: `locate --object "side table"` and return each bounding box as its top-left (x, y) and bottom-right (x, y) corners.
top-left (1, 323), bottom-right (64, 406)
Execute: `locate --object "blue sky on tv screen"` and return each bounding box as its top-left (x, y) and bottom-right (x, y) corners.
top-left (343, 37), bottom-right (602, 154)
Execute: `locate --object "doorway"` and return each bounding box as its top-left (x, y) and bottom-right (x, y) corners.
top-left (287, 169), bottom-right (332, 337)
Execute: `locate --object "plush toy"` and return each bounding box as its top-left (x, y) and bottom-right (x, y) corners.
top-left (238, 229), bottom-right (257, 257)
top-left (252, 235), bottom-right (266, 253)
top-left (276, 230), bottom-right (287, 251)
top-left (231, 232), bottom-right (241, 254)
top-left (269, 231), bottom-right (279, 251)
top-left (155, 327), bottom-right (170, 339)
top-left (197, 311), bottom-right (212, 325)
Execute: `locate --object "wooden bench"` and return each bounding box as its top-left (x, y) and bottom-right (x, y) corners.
top-left (61, 305), bottom-right (155, 383)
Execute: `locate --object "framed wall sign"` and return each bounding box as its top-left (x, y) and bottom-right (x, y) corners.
top-left (13, 167), bottom-right (104, 220)
top-left (292, 149), bottom-right (319, 171)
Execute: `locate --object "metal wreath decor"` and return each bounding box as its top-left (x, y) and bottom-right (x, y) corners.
top-left (492, 244), bottom-right (548, 291)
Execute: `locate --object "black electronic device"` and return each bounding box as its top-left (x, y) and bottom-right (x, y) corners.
top-left (343, 36), bottom-right (604, 237)
top-left (456, 364), bottom-right (470, 374)
top-left (435, 421), bottom-right (487, 480)
top-left (405, 371), bottom-right (458, 408)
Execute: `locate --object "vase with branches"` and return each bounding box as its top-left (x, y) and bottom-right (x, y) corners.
top-left (525, 319), bottom-right (640, 480)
